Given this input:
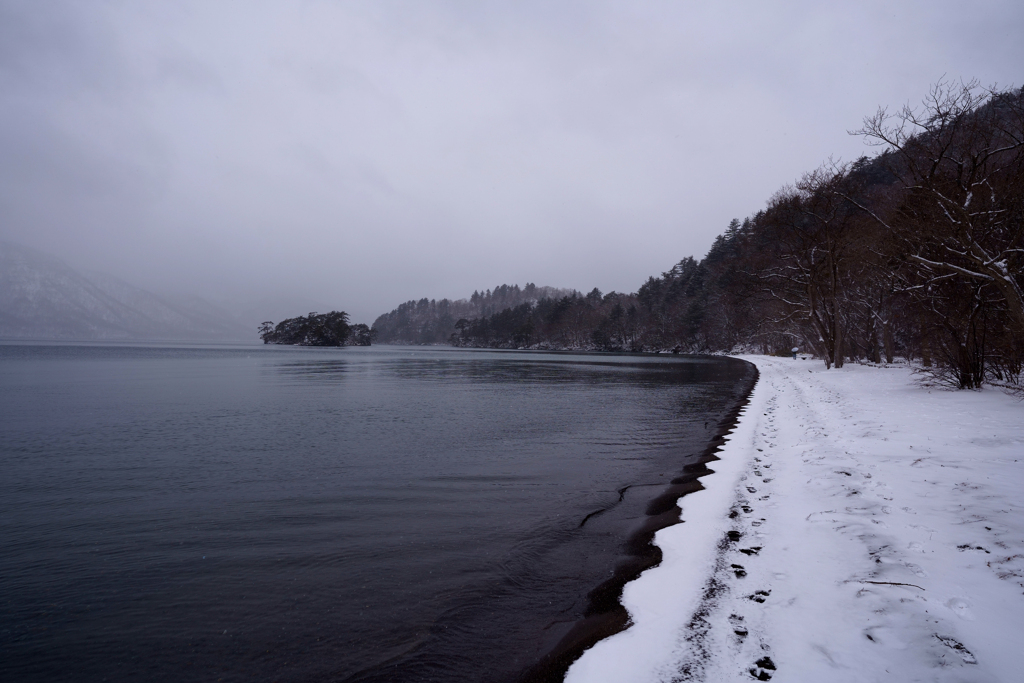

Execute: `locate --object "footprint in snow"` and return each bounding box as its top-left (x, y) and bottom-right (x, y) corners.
top-left (945, 597), bottom-right (973, 620)
top-left (905, 562), bottom-right (928, 577)
top-left (957, 544), bottom-right (990, 554)
top-left (935, 635), bottom-right (977, 664)
top-left (749, 656), bottom-right (776, 680)
top-left (728, 614), bottom-right (748, 638)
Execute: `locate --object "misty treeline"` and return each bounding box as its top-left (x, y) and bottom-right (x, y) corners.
top-left (259, 311), bottom-right (374, 346)
top-left (376, 81), bottom-right (1024, 390)
top-left (371, 283), bottom-right (576, 344)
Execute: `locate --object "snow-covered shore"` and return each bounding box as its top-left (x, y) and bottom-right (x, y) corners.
top-left (567, 356), bottom-right (1024, 682)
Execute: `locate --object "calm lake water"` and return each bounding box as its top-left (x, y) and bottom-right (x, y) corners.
top-left (0, 343), bottom-right (754, 682)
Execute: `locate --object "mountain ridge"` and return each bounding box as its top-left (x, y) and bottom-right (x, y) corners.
top-left (0, 241), bottom-right (252, 342)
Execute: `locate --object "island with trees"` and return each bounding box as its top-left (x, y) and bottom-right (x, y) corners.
top-left (259, 311), bottom-right (374, 346)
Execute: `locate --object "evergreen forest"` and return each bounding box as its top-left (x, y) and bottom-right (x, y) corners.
top-left (371, 283), bottom-right (576, 344)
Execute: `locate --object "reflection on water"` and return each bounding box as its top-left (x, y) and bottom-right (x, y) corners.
top-left (0, 343), bottom-right (753, 682)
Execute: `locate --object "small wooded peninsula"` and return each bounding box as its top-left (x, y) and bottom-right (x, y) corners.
top-left (259, 311), bottom-right (374, 346)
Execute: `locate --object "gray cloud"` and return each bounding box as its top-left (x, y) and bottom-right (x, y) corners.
top-left (2, 0), bottom-right (1022, 324)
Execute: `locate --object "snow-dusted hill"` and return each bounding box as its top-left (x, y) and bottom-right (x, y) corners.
top-left (0, 241), bottom-right (251, 341)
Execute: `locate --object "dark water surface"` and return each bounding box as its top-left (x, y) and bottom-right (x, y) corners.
top-left (0, 343), bottom-right (754, 682)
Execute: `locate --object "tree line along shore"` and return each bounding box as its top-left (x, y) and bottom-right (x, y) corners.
top-left (371, 80), bottom-right (1023, 391)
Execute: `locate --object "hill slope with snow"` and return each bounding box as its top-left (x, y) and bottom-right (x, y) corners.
top-left (0, 241), bottom-right (251, 341)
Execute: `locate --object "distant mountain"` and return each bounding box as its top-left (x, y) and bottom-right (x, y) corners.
top-left (372, 283), bottom-right (577, 344)
top-left (0, 241), bottom-right (251, 341)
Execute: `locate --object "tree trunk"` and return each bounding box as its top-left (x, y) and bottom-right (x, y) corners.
top-left (833, 309), bottom-right (844, 368)
top-left (863, 315), bottom-right (878, 363)
top-left (883, 320), bottom-right (894, 363)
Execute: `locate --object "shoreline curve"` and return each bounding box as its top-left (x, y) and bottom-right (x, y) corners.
top-left (516, 358), bottom-right (760, 683)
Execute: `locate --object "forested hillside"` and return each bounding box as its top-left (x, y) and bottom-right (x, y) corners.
top-left (437, 81), bottom-right (1024, 390)
top-left (371, 283), bottom-right (576, 344)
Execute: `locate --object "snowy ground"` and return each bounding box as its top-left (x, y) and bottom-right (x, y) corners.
top-left (566, 356), bottom-right (1024, 683)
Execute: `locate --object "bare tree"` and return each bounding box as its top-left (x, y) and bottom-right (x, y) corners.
top-left (853, 80), bottom-right (1024, 333)
top-left (752, 164), bottom-right (870, 368)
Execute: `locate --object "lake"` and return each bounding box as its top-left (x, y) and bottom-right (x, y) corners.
top-left (0, 343), bottom-right (754, 682)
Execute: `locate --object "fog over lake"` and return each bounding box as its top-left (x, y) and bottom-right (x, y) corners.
top-left (2, 5), bottom-right (1022, 681)
top-left (2, 1), bottom-right (1021, 324)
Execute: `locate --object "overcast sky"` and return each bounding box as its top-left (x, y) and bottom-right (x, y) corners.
top-left (1, 1), bottom-right (1021, 324)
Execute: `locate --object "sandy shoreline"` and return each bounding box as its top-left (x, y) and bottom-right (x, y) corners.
top-left (566, 356), bottom-right (1024, 682)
